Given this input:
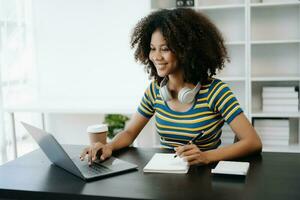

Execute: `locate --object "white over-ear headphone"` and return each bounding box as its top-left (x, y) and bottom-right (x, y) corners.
top-left (159, 77), bottom-right (201, 104)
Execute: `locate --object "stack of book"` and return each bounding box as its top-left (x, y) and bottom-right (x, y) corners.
top-left (262, 86), bottom-right (299, 113)
top-left (254, 119), bottom-right (289, 146)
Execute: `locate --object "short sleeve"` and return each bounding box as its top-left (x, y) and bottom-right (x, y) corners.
top-left (208, 79), bottom-right (243, 124)
top-left (137, 81), bottom-right (156, 119)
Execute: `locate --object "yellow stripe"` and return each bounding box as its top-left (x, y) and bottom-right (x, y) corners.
top-left (143, 96), bottom-right (152, 107)
top-left (156, 119), bottom-right (219, 132)
top-left (199, 137), bottom-right (220, 147)
top-left (160, 135), bottom-right (191, 142)
top-left (209, 84), bottom-right (228, 108)
top-left (203, 129), bottom-right (222, 144)
top-left (218, 94), bottom-right (235, 111)
top-left (194, 103), bottom-right (209, 108)
top-left (160, 141), bottom-right (182, 148)
top-left (160, 130), bottom-right (222, 148)
top-left (160, 138), bottom-right (185, 145)
top-left (158, 129), bottom-right (199, 138)
top-left (156, 107), bottom-right (214, 119)
top-left (151, 81), bottom-right (157, 99)
top-left (159, 129), bottom-right (221, 143)
top-left (205, 119), bottom-right (225, 133)
top-left (199, 89), bottom-right (209, 94)
top-left (140, 101), bottom-right (152, 113)
top-left (156, 111), bottom-right (219, 124)
top-left (223, 101), bottom-right (239, 117)
top-left (156, 100), bottom-right (165, 105)
top-left (197, 130), bottom-right (222, 147)
top-left (139, 106), bottom-right (153, 116)
top-left (198, 129), bottom-right (222, 143)
top-left (207, 80), bottom-right (223, 100)
top-left (215, 90), bottom-right (231, 108)
top-left (225, 106), bottom-right (240, 121)
top-left (196, 97), bottom-right (208, 102)
top-left (146, 87), bottom-right (154, 104)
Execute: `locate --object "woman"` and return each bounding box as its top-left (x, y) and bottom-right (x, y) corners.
top-left (80, 8), bottom-right (262, 166)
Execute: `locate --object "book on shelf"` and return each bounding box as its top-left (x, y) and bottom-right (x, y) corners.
top-left (263, 98), bottom-right (299, 105)
top-left (254, 119), bottom-right (289, 127)
top-left (260, 137), bottom-right (289, 142)
top-left (259, 132), bottom-right (289, 138)
top-left (254, 119), bottom-right (290, 146)
top-left (262, 87), bottom-right (297, 93)
top-left (262, 0), bottom-right (299, 3)
top-left (262, 105), bottom-right (299, 112)
top-left (196, 0), bottom-right (240, 6)
top-left (262, 92), bottom-right (299, 99)
top-left (255, 129), bottom-right (289, 137)
top-left (257, 130), bottom-right (290, 139)
top-left (262, 140), bottom-right (289, 146)
top-left (261, 86), bottom-right (299, 112)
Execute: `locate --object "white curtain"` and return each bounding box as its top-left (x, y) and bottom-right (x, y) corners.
top-left (0, 0), bottom-right (37, 163)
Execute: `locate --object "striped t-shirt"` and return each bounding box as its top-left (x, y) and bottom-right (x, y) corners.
top-left (137, 78), bottom-right (243, 150)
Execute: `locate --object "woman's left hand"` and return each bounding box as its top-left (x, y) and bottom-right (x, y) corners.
top-left (175, 144), bottom-right (210, 166)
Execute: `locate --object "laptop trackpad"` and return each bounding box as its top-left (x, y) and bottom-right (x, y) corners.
top-left (73, 156), bottom-right (137, 172)
top-left (94, 157), bottom-right (138, 171)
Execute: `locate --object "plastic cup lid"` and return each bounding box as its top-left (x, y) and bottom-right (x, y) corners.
top-left (87, 124), bottom-right (108, 133)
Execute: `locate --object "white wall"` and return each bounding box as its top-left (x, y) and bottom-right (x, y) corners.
top-left (33, 0), bottom-right (151, 112)
top-left (30, 0), bottom-right (159, 147)
top-left (45, 113), bottom-right (160, 147)
top-left (0, 69), bottom-right (7, 163)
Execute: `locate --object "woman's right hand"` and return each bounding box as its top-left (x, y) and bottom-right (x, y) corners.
top-left (80, 142), bottom-right (113, 165)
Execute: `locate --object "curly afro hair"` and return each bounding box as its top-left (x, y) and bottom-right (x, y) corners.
top-left (130, 8), bottom-right (229, 85)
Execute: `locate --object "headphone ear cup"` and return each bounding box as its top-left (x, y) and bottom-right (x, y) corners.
top-left (160, 85), bottom-right (172, 101)
top-left (178, 82), bottom-right (201, 104)
top-left (178, 87), bottom-right (195, 104)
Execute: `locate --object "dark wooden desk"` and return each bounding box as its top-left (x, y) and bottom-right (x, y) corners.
top-left (0, 145), bottom-right (300, 200)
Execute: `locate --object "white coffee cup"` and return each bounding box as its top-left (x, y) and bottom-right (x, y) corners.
top-left (87, 124), bottom-right (108, 144)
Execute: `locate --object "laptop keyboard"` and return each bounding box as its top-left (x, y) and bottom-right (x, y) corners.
top-left (73, 158), bottom-right (112, 176)
top-left (85, 163), bottom-right (111, 175)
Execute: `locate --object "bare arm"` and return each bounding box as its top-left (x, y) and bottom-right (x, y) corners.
top-left (176, 113), bottom-right (262, 165)
top-left (204, 113), bottom-right (262, 162)
top-left (108, 112), bottom-right (150, 151)
top-left (81, 112), bottom-right (150, 163)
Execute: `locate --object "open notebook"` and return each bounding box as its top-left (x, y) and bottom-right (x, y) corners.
top-left (143, 153), bottom-right (189, 174)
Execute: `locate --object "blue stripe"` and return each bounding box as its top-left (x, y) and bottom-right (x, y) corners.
top-left (137, 107), bottom-right (153, 119)
top-left (155, 115), bottom-right (220, 130)
top-left (159, 133), bottom-right (194, 141)
top-left (226, 108), bottom-right (243, 124)
top-left (219, 97), bottom-right (238, 114)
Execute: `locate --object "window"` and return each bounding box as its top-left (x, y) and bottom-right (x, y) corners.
top-left (0, 0), bottom-right (38, 164)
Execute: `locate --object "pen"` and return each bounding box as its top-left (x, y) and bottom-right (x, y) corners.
top-left (174, 131), bottom-right (205, 158)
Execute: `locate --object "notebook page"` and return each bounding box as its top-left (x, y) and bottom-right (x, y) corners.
top-left (143, 153), bottom-right (189, 173)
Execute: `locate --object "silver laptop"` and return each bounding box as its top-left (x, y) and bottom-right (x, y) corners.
top-left (21, 122), bottom-right (138, 181)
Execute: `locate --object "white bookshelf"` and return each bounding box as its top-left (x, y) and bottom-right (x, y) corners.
top-left (195, 4), bottom-right (245, 10)
top-left (151, 0), bottom-right (300, 153)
